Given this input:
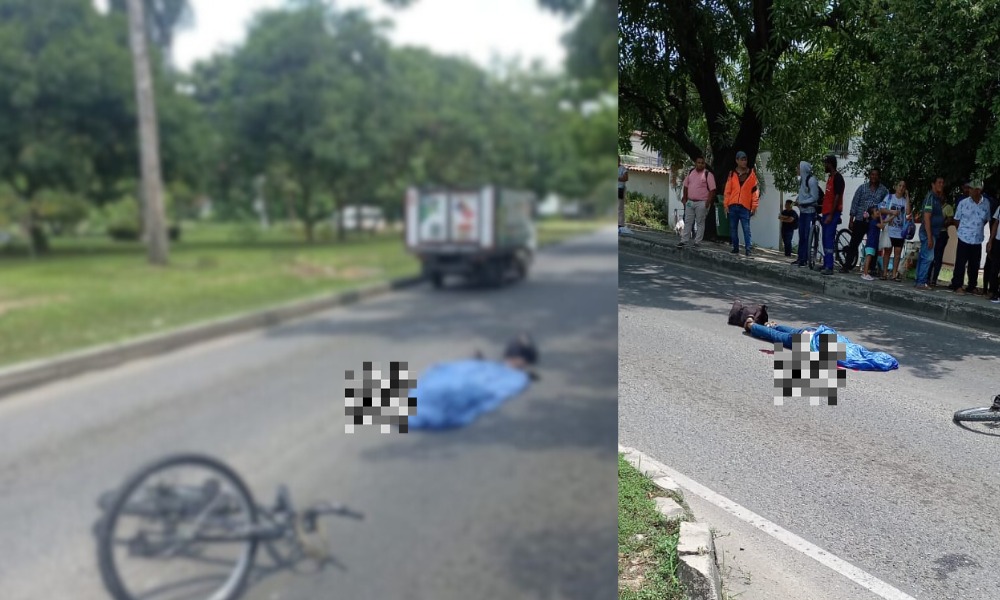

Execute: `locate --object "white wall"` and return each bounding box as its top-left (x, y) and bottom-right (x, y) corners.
top-left (627, 170), bottom-right (672, 206)
top-left (746, 152), bottom-right (867, 250)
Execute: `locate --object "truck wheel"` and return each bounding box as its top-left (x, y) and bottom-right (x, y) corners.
top-left (483, 261), bottom-right (504, 288)
top-left (514, 258), bottom-right (528, 281)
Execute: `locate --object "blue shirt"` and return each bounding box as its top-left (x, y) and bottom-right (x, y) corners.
top-left (866, 215), bottom-right (882, 250)
top-left (953, 196), bottom-right (992, 244)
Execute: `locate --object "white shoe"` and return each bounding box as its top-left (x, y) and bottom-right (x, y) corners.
top-left (861, 274), bottom-right (874, 281)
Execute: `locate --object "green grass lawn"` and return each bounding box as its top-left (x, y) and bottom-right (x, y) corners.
top-left (618, 454), bottom-right (685, 600)
top-left (0, 217), bottom-right (610, 368)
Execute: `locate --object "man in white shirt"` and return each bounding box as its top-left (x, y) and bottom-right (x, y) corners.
top-left (949, 180), bottom-right (992, 295)
top-left (677, 155), bottom-right (717, 247)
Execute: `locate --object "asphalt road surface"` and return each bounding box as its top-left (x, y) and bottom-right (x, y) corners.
top-left (0, 228), bottom-right (618, 600)
top-left (619, 249), bottom-right (1000, 600)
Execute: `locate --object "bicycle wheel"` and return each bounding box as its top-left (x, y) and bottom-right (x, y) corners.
top-left (836, 228), bottom-right (854, 269)
top-left (953, 407), bottom-right (1000, 423)
top-left (97, 454), bottom-right (259, 600)
top-left (809, 224), bottom-right (820, 269)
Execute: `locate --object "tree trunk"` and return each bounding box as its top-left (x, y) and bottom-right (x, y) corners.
top-left (126, 0), bottom-right (169, 266)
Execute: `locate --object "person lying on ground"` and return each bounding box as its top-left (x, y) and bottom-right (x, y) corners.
top-left (407, 333), bottom-right (540, 430)
top-left (742, 318), bottom-right (899, 372)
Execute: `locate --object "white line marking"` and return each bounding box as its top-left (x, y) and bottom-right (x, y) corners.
top-left (620, 446), bottom-right (917, 600)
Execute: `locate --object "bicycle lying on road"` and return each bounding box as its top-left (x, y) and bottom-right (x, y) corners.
top-left (95, 453), bottom-right (364, 600)
top-left (953, 395), bottom-right (1000, 426)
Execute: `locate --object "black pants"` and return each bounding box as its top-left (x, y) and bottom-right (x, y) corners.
top-left (985, 254), bottom-right (995, 296)
top-left (844, 220), bottom-right (867, 271)
top-left (781, 228), bottom-right (794, 256)
top-left (986, 242), bottom-right (1000, 299)
top-left (950, 240), bottom-right (983, 292)
top-left (930, 231), bottom-right (949, 285)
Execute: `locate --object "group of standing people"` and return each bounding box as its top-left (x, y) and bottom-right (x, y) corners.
top-left (619, 151), bottom-right (1000, 303)
top-left (675, 150), bottom-right (759, 256)
top-left (789, 155), bottom-right (848, 274)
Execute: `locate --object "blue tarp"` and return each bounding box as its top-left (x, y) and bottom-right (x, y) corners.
top-left (408, 359), bottom-right (530, 430)
top-left (812, 324), bottom-right (899, 372)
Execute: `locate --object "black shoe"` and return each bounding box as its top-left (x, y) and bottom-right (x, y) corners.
top-left (790, 259), bottom-right (801, 265)
top-left (991, 394), bottom-right (1000, 411)
top-left (677, 242), bottom-right (686, 248)
top-left (745, 249), bottom-right (752, 257)
top-left (731, 248), bottom-right (739, 254)
top-left (821, 269), bottom-right (833, 276)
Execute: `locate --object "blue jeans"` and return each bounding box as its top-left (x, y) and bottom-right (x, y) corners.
top-left (749, 324), bottom-right (814, 349)
top-left (915, 231), bottom-right (936, 286)
top-left (822, 215), bottom-right (839, 270)
top-left (797, 212), bottom-right (815, 264)
top-left (730, 205), bottom-right (751, 251)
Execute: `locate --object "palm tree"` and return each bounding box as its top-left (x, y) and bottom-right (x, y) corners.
top-left (126, 0), bottom-right (169, 265)
top-left (111, 0), bottom-right (194, 70)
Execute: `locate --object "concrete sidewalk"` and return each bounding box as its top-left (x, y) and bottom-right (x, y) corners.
top-left (619, 226), bottom-right (1000, 334)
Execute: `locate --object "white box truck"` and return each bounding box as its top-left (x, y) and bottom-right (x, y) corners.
top-left (405, 185), bottom-right (537, 288)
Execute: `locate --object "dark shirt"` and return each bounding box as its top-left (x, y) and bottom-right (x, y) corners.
top-left (922, 192), bottom-right (946, 238)
top-left (866, 214), bottom-right (882, 250)
top-left (781, 209), bottom-right (798, 232)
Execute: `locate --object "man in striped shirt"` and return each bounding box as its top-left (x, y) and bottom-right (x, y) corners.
top-left (841, 168), bottom-right (888, 273)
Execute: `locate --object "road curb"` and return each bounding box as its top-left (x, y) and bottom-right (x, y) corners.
top-left (620, 233), bottom-right (1000, 334)
top-left (0, 275), bottom-right (425, 398)
top-left (620, 445), bottom-right (723, 600)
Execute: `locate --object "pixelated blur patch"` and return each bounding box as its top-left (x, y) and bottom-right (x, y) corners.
top-left (344, 361), bottom-right (418, 433)
top-left (773, 332), bottom-right (846, 406)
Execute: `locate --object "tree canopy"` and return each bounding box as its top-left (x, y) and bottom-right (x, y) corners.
top-left (0, 0), bottom-right (612, 247)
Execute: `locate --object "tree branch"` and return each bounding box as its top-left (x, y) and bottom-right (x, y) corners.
top-left (620, 86), bottom-right (701, 159)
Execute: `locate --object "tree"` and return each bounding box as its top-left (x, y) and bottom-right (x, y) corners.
top-left (0, 0), bottom-right (136, 254)
top-left (618, 0), bottom-right (874, 239)
top-left (126, 0), bottom-right (169, 264)
top-left (562, 0), bottom-right (617, 95)
top-left (857, 0), bottom-right (1000, 195)
top-left (215, 2), bottom-right (394, 241)
top-left (110, 0), bottom-right (194, 70)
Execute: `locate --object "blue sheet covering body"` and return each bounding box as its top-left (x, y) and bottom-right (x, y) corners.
top-left (408, 359), bottom-right (530, 430)
top-left (811, 324), bottom-right (899, 372)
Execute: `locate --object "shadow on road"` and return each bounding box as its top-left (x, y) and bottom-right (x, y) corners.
top-left (619, 252), bottom-right (1000, 381)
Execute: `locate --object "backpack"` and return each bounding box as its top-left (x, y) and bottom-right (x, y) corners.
top-left (727, 300), bottom-right (769, 327)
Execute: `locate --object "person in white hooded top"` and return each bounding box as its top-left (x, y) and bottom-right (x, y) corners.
top-left (792, 160), bottom-right (822, 267)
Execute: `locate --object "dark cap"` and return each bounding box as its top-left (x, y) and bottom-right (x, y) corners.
top-left (735, 151), bottom-right (748, 159)
top-left (504, 333), bottom-right (538, 365)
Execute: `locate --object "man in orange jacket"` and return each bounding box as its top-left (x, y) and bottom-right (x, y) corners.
top-left (724, 151), bottom-right (760, 256)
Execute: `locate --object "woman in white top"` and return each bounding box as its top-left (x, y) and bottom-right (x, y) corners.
top-left (879, 180), bottom-right (911, 281)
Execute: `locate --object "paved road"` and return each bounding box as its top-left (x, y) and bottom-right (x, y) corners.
top-left (619, 249), bottom-right (1000, 600)
top-left (0, 228), bottom-right (618, 600)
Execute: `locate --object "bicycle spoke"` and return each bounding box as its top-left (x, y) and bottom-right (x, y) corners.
top-left (98, 455), bottom-right (258, 600)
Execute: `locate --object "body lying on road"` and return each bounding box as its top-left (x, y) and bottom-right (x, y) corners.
top-left (408, 334), bottom-right (539, 430)
top-left (740, 317), bottom-right (899, 372)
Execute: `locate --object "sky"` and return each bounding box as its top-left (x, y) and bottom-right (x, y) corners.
top-left (95, 0), bottom-right (575, 73)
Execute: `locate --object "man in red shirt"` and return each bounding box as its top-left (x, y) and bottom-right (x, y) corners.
top-left (820, 155), bottom-right (846, 275)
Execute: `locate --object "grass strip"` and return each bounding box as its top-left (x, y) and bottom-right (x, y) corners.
top-left (0, 218), bottom-right (610, 367)
top-left (618, 453), bottom-right (686, 600)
